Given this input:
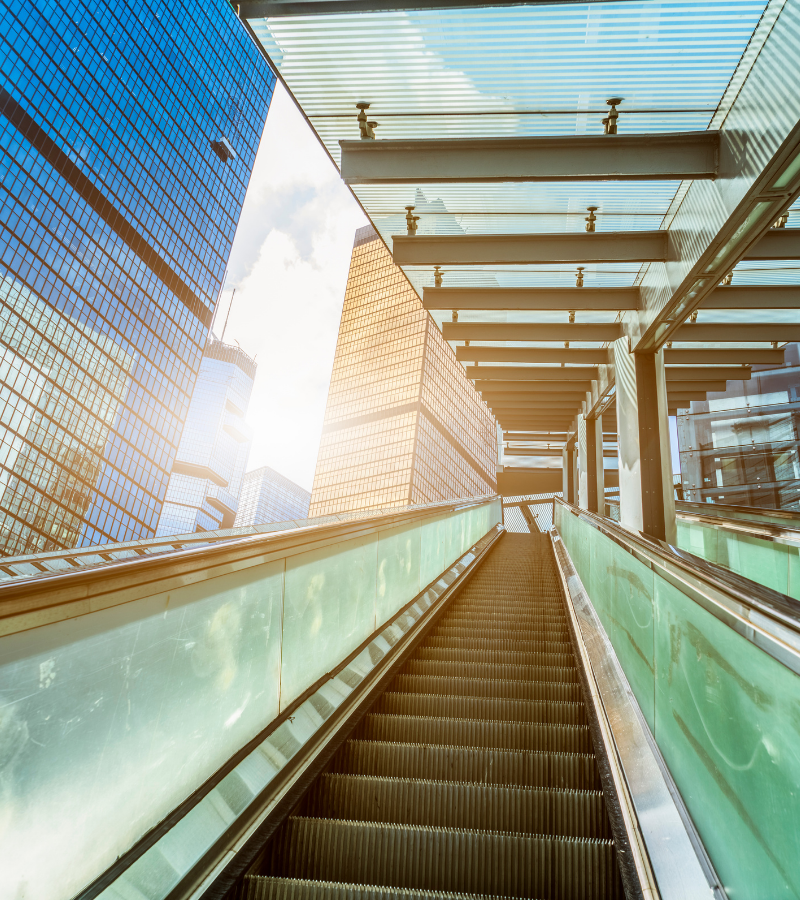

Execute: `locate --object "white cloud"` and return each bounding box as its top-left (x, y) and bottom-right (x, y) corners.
top-left (217, 84), bottom-right (367, 492)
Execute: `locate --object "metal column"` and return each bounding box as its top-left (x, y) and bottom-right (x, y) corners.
top-left (586, 415), bottom-right (604, 514)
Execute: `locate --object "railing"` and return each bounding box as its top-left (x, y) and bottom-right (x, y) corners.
top-left (554, 498), bottom-right (800, 900)
top-left (0, 495), bottom-right (502, 900)
top-left (604, 497), bottom-right (800, 598)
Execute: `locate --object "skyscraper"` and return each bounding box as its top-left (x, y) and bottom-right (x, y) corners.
top-left (309, 225), bottom-right (497, 517)
top-left (0, 0), bottom-right (274, 555)
top-left (156, 340), bottom-right (255, 535)
top-left (234, 465), bottom-right (311, 526)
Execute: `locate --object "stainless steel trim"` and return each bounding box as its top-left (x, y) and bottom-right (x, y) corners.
top-left (0, 495), bottom-right (499, 636)
top-left (677, 499), bottom-right (800, 526)
top-left (555, 498), bottom-right (800, 676)
top-left (551, 530), bottom-right (725, 900)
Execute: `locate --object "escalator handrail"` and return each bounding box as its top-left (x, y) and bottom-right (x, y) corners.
top-left (554, 497), bottom-right (800, 674)
top-left (0, 494), bottom-right (498, 635)
top-left (676, 507), bottom-right (800, 545)
top-left (677, 498), bottom-right (800, 525)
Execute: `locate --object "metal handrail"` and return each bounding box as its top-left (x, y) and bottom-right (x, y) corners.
top-left (553, 497), bottom-right (800, 674)
top-left (0, 494), bottom-right (498, 636)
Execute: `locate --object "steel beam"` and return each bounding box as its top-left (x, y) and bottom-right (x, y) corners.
top-left (481, 390), bottom-right (587, 401)
top-left (665, 366), bottom-right (751, 382)
top-left (394, 232), bottom-right (668, 266)
top-left (341, 132), bottom-right (719, 184)
top-left (466, 366), bottom-right (597, 381)
top-left (667, 391), bottom-right (716, 401)
top-left (703, 285), bottom-right (800, 309)
top-left (674, 323), bottom-right (800, 341)
top-left (425, 287), bottom-right (639, 312)
top-left (444, 322), bottom-right (623, 342)
top-left (478, 383), bottom-right (588, 396)
top-left (488, 400), bottom-right (584, 410)
top-left (663, 348), bottom-right (784, 365)
top-left (506, 432), bottom-right (571, 441)
top-left (743, 228), bottom-right (800, 260)
top-left (458, 347), bottom-right (609, 364)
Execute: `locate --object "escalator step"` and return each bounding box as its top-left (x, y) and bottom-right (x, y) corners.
top-left (262, 817), bottom-right (621, 900)
top-left (431, 626), bottom-right (569, 640)
top-left (328, 741), bottom-right (601, 791)
top-left (390, 674), bottom-right (582, 703)
top-left (415, 647), bottom-right (574, 668)
top-left (401, 660), bottom-right (579, 684)
top-left (425, 637), bottom-right (573, 653)
top-left (300, 773), bottom-right (611, 838)
top-left (376, 693), bottom-right (586, 727)
top-left (242, 876), bottom-right (491, 900)
top-left (356, 714), bottom-right (592, 754)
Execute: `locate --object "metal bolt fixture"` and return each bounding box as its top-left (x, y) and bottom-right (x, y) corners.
top-left (452, 309), bottom-right (458, 322)
top-left (773, 340), bottom-right (779, 349)
top-left (666, 341), bottom-right (673, 349)
top-left (585, 207), bottom-right (598, 233)
top-left (356, 102), bottom-right (374, 140)
top-left (568, 310), bottom-right (576, 324)
top-left (720, 271), bottom-right (733, 286)
top-left (405, 206), bottom-right (419, 235)
top-left (602, 98), bottom-right (622, 135)
top-left (434, 265), bottom-right (444, 287)
top-left (774, 212), bottom-right (789, 228)
top-left (367, 120), bottom-right (379, 139)
top-left (576, 266), bottom-right (585, 288)
top-left (564, 340), bottom-right (570, 349)
top-left (465, 339), bottom-right (470, 346)
top-left (690, 310), bottom-right (698, 323)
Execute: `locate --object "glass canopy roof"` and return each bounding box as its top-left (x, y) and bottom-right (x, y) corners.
top-left (250, 0), bottom-right (796, 371)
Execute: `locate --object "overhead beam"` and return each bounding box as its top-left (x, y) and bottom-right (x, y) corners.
top-left (487, 399), bottom-right (584, 410)
top-left (743, 228), bottom-right (800, 260)
top-left (481, 390), bottom-right (588, 401)
top-left (241, 0), bottom-right (631, 16)
top-left (444, 322), bottom-right (623, 342)
top-left (665, 366), bottom-right (750, 381)
top-left (394, 232), bottom-right (668, 266)
top-left (703, 285), bottom-right (800, 308)
top-left (341, 132), bottom-right (719, 184)
top-left (467, 366), bottom-right (598, 381)
top-left (664, 348), bottom-right (784, 365)
top-left (478, 384), bottom-right (589, 396)
top-left (458, 347), bottom-right (609, 364)
top-left (425, 287), bottom-right (639, 312)
top-left (667, 391), bottom-right (719, 401)
top-left (504, 432), bottom-right (571, 441)
top-left (674, 323), bottom-right (800, 341)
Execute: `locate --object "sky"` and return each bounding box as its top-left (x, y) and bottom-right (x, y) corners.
top-left (213, 84), bottom-right (367, 492)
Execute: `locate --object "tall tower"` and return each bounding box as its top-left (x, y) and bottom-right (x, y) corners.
top-left (309, 226), bottom-right (497, 517)
top-left (0, 0), bottom-right (274, 554)
top-left (156, 340), bottom-right (255, 535)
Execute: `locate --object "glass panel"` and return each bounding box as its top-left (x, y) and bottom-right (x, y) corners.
top-left (376, 521), bottom-right (422, 627)
top-left (0, 560), bottom-right (284, 900)
top-left (558, 502), bottom-right (800, 898)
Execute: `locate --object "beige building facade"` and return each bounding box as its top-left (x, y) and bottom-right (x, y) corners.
top-left (309, 226), bottom-right (497, 517)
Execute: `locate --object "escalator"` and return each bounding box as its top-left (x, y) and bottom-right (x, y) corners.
top-left (241, 533), bottom-right (624, 899)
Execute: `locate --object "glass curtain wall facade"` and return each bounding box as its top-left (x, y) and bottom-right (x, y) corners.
top-left (234, 465), bottom-right (311, 526)
top-left (156, 340), bottom-right (255, 535)
top-left (309, 226), bottom-right (496, 517)
top-left (0, 0), bottom-right (274, 555)
top-left (678, 344), bottom-right (800, 510)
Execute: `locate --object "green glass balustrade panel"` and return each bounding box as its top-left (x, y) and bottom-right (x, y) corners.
top-left (653, 574), bottom-right (800, 899)
top-left (281, 532), bottom-right (379, 708)
top-left (419, 514), bottom-right (447, 588)
top-left (677, 519), bottom-right (719, 565)
top-left (788, 549), bottom-right (800, 601)
top-left (376, 521), bottom-right (422, 628)
top-left (589, 520), bottom-right (656, 728)
top-left (0, 559), bottom-right (285, 900)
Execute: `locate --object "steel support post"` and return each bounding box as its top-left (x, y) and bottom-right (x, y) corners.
top-left (577, 415), bottom-right (588, 509)
top-left (563, 443), bottom-right (576, 504)
top-left (586, 415), bottom-right (604, 514)
top-left (635, 351), bottom-right (676, 542)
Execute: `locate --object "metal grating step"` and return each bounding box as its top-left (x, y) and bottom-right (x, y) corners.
top-left (261, 817), bottom-right (622, 900)
top-left (355, 713), bottom-right (592, 754)
top-left (328, 740), bottom-right (602, 791)
top-left (414, 647), bottom-right (575, 668)
top-left (389, 674), bottom-right (582, 703)
top-left (400, 660), bottom-right (580, 684)
top-left (375, 693), bottom-right (587, 727)
top-left (300, 773), bottom-right (611, 839)
top-left (242, 876), bottom-right (491, 900)
top-left (425, 637), bottom-right (573, 653)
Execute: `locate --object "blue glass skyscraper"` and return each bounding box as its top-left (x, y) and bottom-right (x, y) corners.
top-left (0, 0), bottom-right (274, 555)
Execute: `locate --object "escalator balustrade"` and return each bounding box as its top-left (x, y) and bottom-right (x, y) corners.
top-left (242, 534), bottom-right (624, 900)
